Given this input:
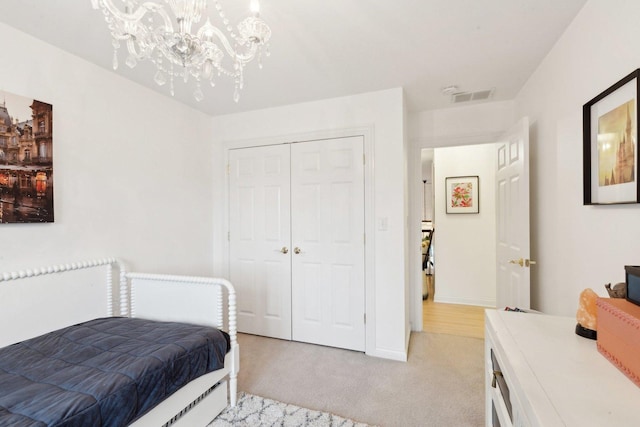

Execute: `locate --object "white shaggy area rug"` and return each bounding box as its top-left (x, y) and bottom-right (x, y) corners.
top-left (209, 392), bottom-right (373, 427)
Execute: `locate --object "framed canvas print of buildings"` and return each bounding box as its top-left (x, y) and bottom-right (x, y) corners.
top-left (583, 69), bottom-right (639, 205)
top-left (0, 90), bottom-right (53, 223)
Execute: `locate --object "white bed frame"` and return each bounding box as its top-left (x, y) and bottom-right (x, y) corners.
top-left (0, 257), bottom-right (238, 427)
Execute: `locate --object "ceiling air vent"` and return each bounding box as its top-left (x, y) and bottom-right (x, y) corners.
top-left (451, 88), bottom-right (494, 104)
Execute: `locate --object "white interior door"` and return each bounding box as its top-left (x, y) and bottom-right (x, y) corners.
top-left (229, 145), bottom-right (292, 339)
top-left (290, 136), bottom-right (365, 351)
top-left (496, 117), bottom-right (531, 309)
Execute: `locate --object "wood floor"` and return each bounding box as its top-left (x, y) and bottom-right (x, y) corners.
top-left (422, 274), bottom-right (486, 339)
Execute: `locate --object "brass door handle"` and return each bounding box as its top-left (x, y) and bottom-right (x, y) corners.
top-left (491, 370), bottom-right (503, 388)
top-left (280, 247), bottom-right (289, 254)
top-left (294, 247), bottom-right (302, 254)
top-left (509, 258), bottom-right (537, 267)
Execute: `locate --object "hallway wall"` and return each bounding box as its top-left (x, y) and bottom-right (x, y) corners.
top-left (433, 143), bottom-right (497, 306)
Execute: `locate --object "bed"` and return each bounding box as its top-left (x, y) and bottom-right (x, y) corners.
top-left (0, 258), bottom-right (239, 426)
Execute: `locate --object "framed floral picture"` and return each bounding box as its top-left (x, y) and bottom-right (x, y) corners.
top-left (445, 176), bottom-right (479, 214)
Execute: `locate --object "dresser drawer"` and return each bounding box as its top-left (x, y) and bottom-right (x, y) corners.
top-left (490, 348), bottom-right (512, 422)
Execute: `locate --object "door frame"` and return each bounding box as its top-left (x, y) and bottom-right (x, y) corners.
top-left (409, 131), bottom-right (505, 331)
top-left (221, 126), bottom-right (376, 356)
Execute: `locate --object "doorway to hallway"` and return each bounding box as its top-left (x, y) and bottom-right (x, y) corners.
top-left (422, 277), bottom-right (485, 340)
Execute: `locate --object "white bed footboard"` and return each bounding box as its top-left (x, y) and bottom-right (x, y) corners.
top-left (0, 257), bottom-right (239, 425)
top-left (125, 272), bottom-right (239, 406)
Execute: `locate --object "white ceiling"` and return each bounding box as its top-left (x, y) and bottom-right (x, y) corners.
top-left (0, 0), bottom-right (586, 116)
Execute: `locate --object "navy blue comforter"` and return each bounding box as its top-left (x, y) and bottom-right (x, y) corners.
top-left (0, 317), bottom-right (230, 427)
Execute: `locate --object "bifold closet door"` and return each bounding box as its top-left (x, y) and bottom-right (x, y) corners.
top-left (229, 145), bottom-right (292, 340)
top-left (290, 136), bottom-right (365, 351)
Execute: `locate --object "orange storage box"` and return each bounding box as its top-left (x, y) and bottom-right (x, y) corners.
top-left (596, 298), bottom-right (640, 388)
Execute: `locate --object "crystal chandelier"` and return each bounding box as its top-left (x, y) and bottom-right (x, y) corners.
top-left (91, 0), bottom-right (271, 102)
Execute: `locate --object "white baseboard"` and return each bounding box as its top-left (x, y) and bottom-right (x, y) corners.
top-left (433, 295), bottom-right (495, 307)
top-left (367, 346), bottom-right (408, 362)
top-left (405, 324), bottom-right (411, 354)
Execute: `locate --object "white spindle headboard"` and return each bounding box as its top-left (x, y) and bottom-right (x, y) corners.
top-left (0, 258), bottom-right (124, 348)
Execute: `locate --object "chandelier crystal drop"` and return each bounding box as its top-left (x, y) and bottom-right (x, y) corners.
top-left (91, 0), bottom-right (271, 102)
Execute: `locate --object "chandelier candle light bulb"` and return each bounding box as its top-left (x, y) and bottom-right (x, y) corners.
top-left (91, 0), bottom-right (271, 102)
top-left (250, 0), bottom-right (260, 15)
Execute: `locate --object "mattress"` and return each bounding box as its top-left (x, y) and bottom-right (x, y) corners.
top-left (0, 317), bottom-right (230, 427)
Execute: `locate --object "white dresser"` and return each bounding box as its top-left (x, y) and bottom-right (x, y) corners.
top-left (485, 310), bottom-right (640, 427)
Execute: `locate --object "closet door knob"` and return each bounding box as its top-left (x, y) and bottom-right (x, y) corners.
top-left (294, 247), bottom-right (302, 254)
top-left (509, 258), bottom-right (536, 268)
top-left (280, 247), bottom-right (289, 254)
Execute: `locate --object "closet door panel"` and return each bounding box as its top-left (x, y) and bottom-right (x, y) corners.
top-left (229, 145), bottom-right (292, 340)
top-left (291, 136), bottom-right (365, 351)
top-left (234, 260), bottom-right (256, 314)
top-left (300, 262), bottom-right (322, 322)
top-left (331, 264), bottom-right (353, 326)
top-left (297, 183), bottom-right (321, 243)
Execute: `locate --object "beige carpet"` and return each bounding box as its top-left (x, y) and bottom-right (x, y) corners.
top-left (237, 331), bottom-right (484, 427)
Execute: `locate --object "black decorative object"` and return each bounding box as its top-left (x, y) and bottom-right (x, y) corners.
top-left (625, 265), bottom-right (640, 307)
top-left (575, 323), bottom-right (597, 340)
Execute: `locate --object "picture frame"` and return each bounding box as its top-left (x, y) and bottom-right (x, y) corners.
top-left (445, 175), bottom-right (479, 214)
top-left (583, 69), bottom-right (640, 205)
top-left (0, 90), bottom-right (54, 223)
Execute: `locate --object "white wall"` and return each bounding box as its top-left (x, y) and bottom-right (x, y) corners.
top-left (410, 101), bottom-right (516, 147)
top-left (14, 0), bottom-right (620, 352)
top-left (0, 23), bottom-right (410, 360)
top-left (433, 144), bottom-right (497, 306)
top-left (0, 23), bottom-right (215, 275)
top-left (210, 88), bottom-right (409, 360)
top-left (515, 0), bottom-right (640, 315)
